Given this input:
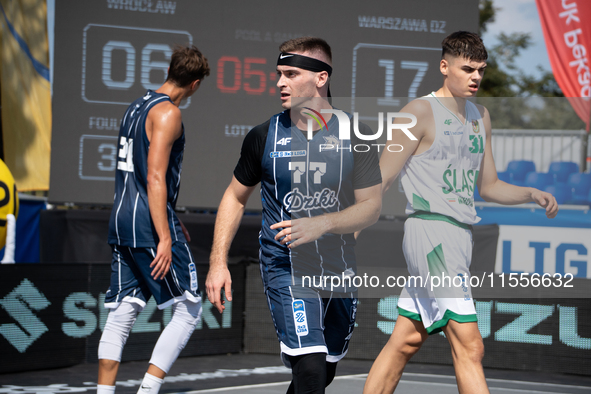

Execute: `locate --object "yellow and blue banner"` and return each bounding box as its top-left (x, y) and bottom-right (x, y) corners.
top-left (0, 0), bottom-right (51, 191)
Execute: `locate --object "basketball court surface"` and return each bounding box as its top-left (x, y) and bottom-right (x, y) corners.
top-left (1, 353), bottom-right (590, 394)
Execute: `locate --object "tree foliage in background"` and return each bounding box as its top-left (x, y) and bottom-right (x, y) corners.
top-left (477, 0), bottom-right (585, 130)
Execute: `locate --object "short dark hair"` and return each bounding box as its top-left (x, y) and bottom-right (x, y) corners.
top-left (441, 31), bottom-right (488, 62)
top-left (166, 45), bottom-right (210, 87)
top-left (279, 36), bottom-right (332, 63)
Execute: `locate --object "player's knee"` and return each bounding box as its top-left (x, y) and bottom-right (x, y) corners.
top-left (325, 362), bottom-right (337, 386)
top-left (147, 300), bottom-right (202, 374)
top-left (294, 353), bottom-right (326, 377)
top-left (452, 335), bottom-right (485, 364)
top-left (98, 302), bottom-right (141, 361)
top-left (399, 330), bottom-right (426, 358)
top-left (290, 353), bottom-right (327, 390)
top-left (399, 343), bottom-right (420, 360)
top-left (171, 299), bottom-right (202, 327)
top-left (98, 358), bottom-right (119, 372)
top-left (463, 338), bottom-right (485, 363)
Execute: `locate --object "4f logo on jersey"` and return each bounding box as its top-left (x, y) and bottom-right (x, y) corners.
top-left (276, 137), bottom-right (292, 146)
top-left (292, 300), bottom-right (308, 336)
top-left (444, 119), bottom-right (452, 125)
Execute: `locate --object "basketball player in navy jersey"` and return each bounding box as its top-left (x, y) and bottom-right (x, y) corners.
top-left (206, 37), bottom-right (382, 394)
top-left (98, 45), bottom-right (210, 394)
top-left (363, 31), bottom-right (558, 394)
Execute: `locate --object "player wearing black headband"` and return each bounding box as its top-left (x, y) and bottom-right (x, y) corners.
top-left (206, 37), bottom-right (382, 394)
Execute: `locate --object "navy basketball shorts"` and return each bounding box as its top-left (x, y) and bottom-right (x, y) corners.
top-left (104, 242), bottom-right (201, 310)
top-left (265, 285), bottom-right (357, 367)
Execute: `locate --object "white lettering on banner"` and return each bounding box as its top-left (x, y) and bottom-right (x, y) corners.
top-left (376, 296), bottom-right (591, 349)
top-left (0, 284), bottom-right (233, 354)
top-left (106, 0), bottom-right (176, 14)
top-left (89, 116), bottom-right (120, 130)
top-left (224, 124), bottom-right (253, 137)
top-left (559, 0), bottom-right (580, 25)
top-left (357, 16), bottom-right (445, 33)
top-left (560, 1), bottom-right (591, 97)
top-left (494, 225), bottom-right (591, 278)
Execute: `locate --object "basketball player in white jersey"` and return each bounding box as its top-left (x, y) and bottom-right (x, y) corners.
top-left (363, 31), bottom-right (558, 394)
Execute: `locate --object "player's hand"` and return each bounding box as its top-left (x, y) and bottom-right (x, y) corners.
top-left (150, 238), bottom-right (172, 280)
top-left (206, 264), bottom-right (233, 313)
top-left (179, 218), bottom-right (191, 242)
top-left (271, 217), bottom-right (328, 249)
top-left (532, 189), bottom-right (559, 219)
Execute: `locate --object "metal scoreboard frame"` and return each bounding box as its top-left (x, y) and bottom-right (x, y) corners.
top-left (49, 0), bottom-right (478, 212)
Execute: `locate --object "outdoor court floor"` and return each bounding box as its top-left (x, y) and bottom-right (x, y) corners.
top-left (1, 353), bottom-right (590, 394)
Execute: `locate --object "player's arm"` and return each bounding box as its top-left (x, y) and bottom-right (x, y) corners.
top-left (350, 100), bottom-right (427, 240)
top-left (476, 106), bottom-right (558, 218)
top-left (328, 183), bottom-right (382, 234)
top-left (206, 123), bottom-right (264, 313)
top-left (207, 176), bottom-right (256, 313)
top-left (146, 103), bottom-right (183, 279)
top-left (380, 100), bottom-right (429, 196)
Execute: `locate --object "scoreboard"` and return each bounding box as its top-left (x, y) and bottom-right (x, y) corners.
top-left (49, 0), bottom-right (478, 212)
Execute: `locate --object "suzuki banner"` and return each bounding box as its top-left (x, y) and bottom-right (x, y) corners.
top-left (0, 263), bottom-right (245, 374)
top-left (536, 0), bottom-right (591, 130)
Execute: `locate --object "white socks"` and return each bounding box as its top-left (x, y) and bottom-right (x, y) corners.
top-left (97, 373), bottom-right (163, 394)
top-left (97, 385), bottom-right (116, 394)
top-left (137, 373), bottom-right (164, 394)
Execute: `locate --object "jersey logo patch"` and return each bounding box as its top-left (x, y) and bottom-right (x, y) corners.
top-left (283, 187), bottom-right (337, 212)
top-left (319, 135), bottom-right (341, 151)
top-left (270, 150), bottom-right (306, 158)
top-left (189, 263), bottom-right (198, 292)
top-left (292, 300), bottom-right (308, 336)
top-left (276, 137), bottom-right (292, 145)
top-left (471, 120), bottom-right (480, 133)
top-left (444, 119), bottom-right (452, 125)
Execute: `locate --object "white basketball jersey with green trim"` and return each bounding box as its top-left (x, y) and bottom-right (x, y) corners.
top-left (400, 92), bottom-right (485, 225)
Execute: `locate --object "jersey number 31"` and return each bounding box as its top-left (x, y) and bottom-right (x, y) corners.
top-left (117, 137), bottom-right (134, 172)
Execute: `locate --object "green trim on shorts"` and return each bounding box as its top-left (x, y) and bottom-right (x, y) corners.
top-left (408, 211), bottom-right (472, 230)
top-left (427, 243), bottom-right (447, 277)
top-left (426, 310), bottom-right (478, 335)
top-left (412, 194), bottom-right (431, 212)
top-left (398, 307), bottom-right (422, 322)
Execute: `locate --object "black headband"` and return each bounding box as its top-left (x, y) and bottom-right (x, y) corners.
top-left (276, 53), bottom-right (332, 76)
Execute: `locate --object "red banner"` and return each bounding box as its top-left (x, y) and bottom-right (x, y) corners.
top-left (536, 0), bottom-right (591, 131)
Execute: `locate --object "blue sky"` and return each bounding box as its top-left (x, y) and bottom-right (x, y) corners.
top-left (481, 0), bottom-right (552, 79)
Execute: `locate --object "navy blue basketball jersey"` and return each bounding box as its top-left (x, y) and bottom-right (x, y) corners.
top-left (234, 111), bottom-right (381, 291)
top-left (108, 90), bottom-right (187, 247)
